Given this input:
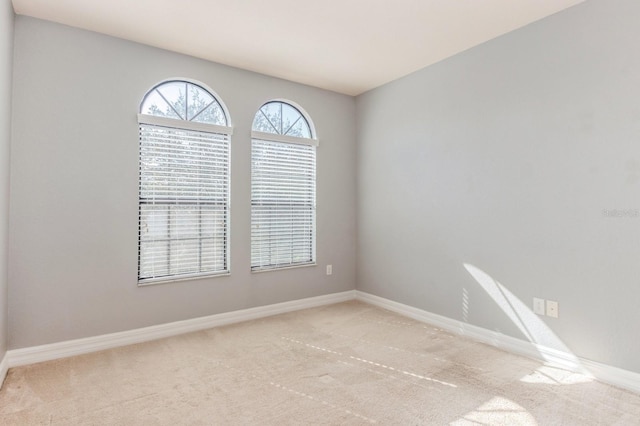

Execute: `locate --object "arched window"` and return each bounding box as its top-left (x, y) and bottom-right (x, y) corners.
top-left (138, 80), bottom-right (232, 284)
top-left (251, 101), bottom-right (317, 271)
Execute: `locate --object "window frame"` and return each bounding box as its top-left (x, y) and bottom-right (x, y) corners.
top-left (137, 79), bottom-right (233, 286)
top-left (250, 100), bottom-right (318, 273)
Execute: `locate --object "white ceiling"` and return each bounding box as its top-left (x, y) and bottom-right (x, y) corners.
top-left (12, 0), bottom-right (585, 96)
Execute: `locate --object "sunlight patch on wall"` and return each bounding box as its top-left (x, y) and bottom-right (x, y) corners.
top-left (463, 263), bottom-right (586, 372)
top-left (462, 287), bottom-right (470, 322)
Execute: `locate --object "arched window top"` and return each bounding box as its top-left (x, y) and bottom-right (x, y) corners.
top-left (140, 80), bottom-right (228, 127)
top-left (252, 101), bottom-right (314, 140)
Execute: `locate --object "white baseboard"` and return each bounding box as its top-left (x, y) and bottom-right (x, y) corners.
top-left (355, 290), bottom-right (640, 394)
top-left (4, 289), bottom-right (639, 396)
top-left (6, 290), bottom-right (356, 369)
top-left (0, 352), bottom-right (8, 387)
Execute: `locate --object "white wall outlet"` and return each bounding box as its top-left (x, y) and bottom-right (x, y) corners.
top-left (546, 300), bottom-right (559, 318)
top-left (533, 298), bottom-right (545, 315)
top-left (326, 265), bottom-right (332, 275)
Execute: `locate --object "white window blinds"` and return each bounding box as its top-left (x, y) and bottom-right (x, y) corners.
top-left (138, 80), bottom-right (231, 284)
top-left (251, 101), bottom-right (317, 271)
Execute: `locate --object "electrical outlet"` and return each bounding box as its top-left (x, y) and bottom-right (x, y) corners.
top-left (326, 265), bottom-right (332, 275)
top-left (546, 300), bottom-right (559, 318)
top-left (533, 298), bottom-right (545, 315)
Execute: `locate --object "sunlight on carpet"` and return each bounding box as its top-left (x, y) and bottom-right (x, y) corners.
top-left (452, 396), bottom-right (537, 425)
top-left (1, 301), bottom-right (638, 425)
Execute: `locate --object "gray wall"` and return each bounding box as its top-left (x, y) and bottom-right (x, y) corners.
top-left (9, 16), bottom-right (357, 349)
top-left (0, 0), bottom-right (14, 358)
top-left (356, 0), bottom-right (640, 373)
top-left (0, 0), bottom-right (14, 359)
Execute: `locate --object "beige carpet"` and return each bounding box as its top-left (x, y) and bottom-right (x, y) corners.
top-left (1, 301), bottom-right (639, 425)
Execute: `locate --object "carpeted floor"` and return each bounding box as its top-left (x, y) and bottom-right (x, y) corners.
top-left (1, 300), bottom-right (639, 425)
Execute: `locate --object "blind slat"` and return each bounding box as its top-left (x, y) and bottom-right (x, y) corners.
top-left (139, 123), bottom-right (230, 282)
top-left (251, 138), bottom-right (316, 271)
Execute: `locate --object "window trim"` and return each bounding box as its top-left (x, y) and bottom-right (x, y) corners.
top-left (250, 100), bottom-right (317, 273)
top-left (138, 114), bottom-right (233, 135)
top-left (250, 262), bottom-right (316, 274)
top-left (137, 79), bottom-right (232, 286)
top-left (140, 78), bottom-right (233, 127)
top-left (250, 130), bottom-right (317, 146)
top-left (139, 269), bottom-right (231, 287)
top-left (252, 98), bottom-right (317, 139)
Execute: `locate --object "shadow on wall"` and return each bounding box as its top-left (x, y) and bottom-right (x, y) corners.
top-left (462, 263), bottom-right (588, 374)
